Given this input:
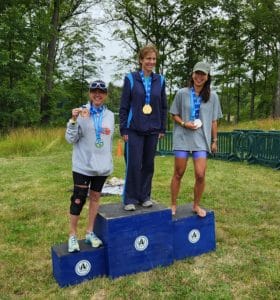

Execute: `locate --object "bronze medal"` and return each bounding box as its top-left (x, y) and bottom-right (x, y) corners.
top-left (95, 139), bottom-right (104, 148)
top-left (81, 108), bottom-right (90, 118)
top-left (143, 104), bottom-right (152, 114)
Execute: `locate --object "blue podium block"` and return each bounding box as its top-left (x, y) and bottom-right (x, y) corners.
top-left (94, 203), bottom-right (174, 278)
top-left (172, 203), bottom-right (216, 260)
top-left (51, 240), bottom-right (106, 287)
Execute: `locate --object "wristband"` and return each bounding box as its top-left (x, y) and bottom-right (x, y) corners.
top-left (180, 121), bottom-right (185, 127)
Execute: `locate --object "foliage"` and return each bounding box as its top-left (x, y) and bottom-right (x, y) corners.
top-left (1, 1), bottom-right (280, 131)
top-left (103, 0), bottom-right (280, 120)
top-left (107, 82), bottom-right (122, 114)
top-left (103, 0), bottom-right (219, 86)
top-left (0, 0), bottom-right (103, 129)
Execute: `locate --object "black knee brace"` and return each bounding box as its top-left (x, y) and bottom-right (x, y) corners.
top-left (70, 186), bottom-right (88, 216)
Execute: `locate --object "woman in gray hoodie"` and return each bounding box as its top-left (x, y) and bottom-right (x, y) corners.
top-left (65, 80), bottom-right (114, 253)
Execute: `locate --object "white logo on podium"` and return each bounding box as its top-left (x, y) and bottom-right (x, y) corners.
top-left (134, 235), bottom-right (149, 251)
top-left (188, 229), bottom-right (200, 244)
top-left (75, 260), bottom-right (91, 276)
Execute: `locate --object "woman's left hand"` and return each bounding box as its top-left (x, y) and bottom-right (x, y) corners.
top-left (211, 141), bottom-right (218, 153)
top-left (101, 127), bottom-right (111, 135)
top-left (159, 133), bottom-right (165, 139)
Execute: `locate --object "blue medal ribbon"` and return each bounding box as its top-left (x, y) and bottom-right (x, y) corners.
top-left (139, 71), bottom-right (152, 105)
top-left (90, 105), bottom-right (104, 147)
top-left (190, 87), bottom-right (201, 121)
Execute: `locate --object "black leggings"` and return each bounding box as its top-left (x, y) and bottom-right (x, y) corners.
top-left (72, 171), bottom-right (107, 192)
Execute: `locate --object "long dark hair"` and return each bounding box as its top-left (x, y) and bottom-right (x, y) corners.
top-left (188, 74), bottom-right (211, 103)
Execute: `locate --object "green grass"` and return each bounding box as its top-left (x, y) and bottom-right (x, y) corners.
top-left (0, 127), bottom-right (69, 157)
top-left (218, 117), bottom-right (280, 132)
top-left (0, 122), bottom-right (279, 299)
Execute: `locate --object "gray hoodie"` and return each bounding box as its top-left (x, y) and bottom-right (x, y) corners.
top-left (65, 104), bottom-right (114, 176)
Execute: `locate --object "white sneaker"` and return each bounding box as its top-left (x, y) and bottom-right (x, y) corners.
top-left (85, 232), bottom-right (103, 248)
top-left (142, 200), bottom-right (153, 208)
top-left (124, 204), bottom-right (136, 211)
top-left (68, 236), bottom-right (80, 253)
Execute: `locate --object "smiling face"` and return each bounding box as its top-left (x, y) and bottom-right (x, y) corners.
top-left (89, 89), bottom-right (107, 107)
top-left (140, 50), bottom-right (157, 76)
top-left (192, 71), bottom-right (208, 89)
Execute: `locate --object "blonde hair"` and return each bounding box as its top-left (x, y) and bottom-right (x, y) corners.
top-left (138, 44), bottom-right (159, 68)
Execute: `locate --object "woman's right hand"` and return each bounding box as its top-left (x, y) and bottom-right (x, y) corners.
top-left (185, 121), bottom-right (197, 130)
top-left (122, 135), bottom-right (128, 142)
top-left (71, 108), bottom-right (82, 121)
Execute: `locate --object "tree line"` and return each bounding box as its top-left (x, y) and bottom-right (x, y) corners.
top-left (1, 0), bottom-right (280, 131)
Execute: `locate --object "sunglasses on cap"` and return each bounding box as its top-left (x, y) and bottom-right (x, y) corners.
top-left (90, 82), bottom-right (107, 90)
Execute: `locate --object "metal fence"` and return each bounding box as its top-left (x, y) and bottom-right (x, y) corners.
top-left (156, 130), bottom-right (280, 170)
top-left (156, 131), bottom-right (173, 156)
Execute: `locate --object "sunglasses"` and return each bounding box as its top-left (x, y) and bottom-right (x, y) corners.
top-left (90, 82), bottom-right (106, 89)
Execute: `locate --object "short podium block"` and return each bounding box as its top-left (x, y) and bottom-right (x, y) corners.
top-left (94, 203), bottom-right (174, 278)
top-left (51, 241), bottom-right (106, 287)
top-left (172, 203), bottom-right (216, 260)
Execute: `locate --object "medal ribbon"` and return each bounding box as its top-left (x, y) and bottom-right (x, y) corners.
top-left (90, 105), bottom-right (104, 144)
top-left (190, 87), bottom-right (201, 121)
top-left (139, 71), bottom-right (152, 105)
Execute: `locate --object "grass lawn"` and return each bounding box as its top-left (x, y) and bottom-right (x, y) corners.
top-left (0, 126), bottom-right (279, 299)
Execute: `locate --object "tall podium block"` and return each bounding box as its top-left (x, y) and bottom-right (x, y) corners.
top-left (51, 241), bottom-right (106, 287)
top-left (172, 203), bottom-right (216, 260)
top-left (94, 203), bottom-right (174, 278)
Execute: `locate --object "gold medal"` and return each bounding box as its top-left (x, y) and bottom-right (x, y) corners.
top-left (142, 104), bottom-right (152, 114)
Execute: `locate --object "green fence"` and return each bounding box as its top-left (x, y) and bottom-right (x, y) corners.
top-left (247, 131), bottom-right (280, 169)
top-left (156, 131), bottom-right (173, 156)
top-left (156, 130), bottom-right (280, 169)
top-left (211, 131), bottom-right (237, 161)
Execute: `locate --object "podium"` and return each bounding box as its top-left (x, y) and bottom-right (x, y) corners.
top-left (94, 203), bottom-right (174, 278)
top-left (51, 242), bottom-right (106, 287)
top-left (52, 202), bottom-right (216, 286)
top-left (172, 203), bottom-right (216, 260)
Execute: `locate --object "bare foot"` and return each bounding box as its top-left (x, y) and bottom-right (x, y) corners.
top-left (171, 204), bottom-right (176, 215)
top-left (192, 206), bottom-right (206, 218)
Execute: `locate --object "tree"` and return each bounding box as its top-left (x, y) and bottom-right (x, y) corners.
top-left (59, 15), bottom-right (103, 101)
top-left (103, 0), bottom-right (219, 88)
top-left (263, 0), bottom-right (280, 118)
top-left (243, 0), bottom-right (280, 119)
top-left (40, 0), bottom-right (60, 124)
top-left (0, 1), bottom-right (43, 129)
top-left (0, 0), bottom-right (103, 129)
top-left (216, 0), bottom-right (248, 123)
top-left (40, 0), bottom-right (101, 124)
